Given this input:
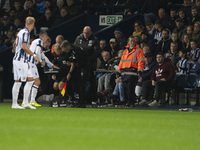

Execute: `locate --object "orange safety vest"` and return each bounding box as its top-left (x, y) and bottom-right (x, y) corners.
top-left (117, 44), bottom-right (145, 72)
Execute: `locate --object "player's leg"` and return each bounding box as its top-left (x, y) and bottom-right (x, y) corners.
top-left (12, 60), bottom-right (24, 109)
top-left (30, 78), bottom-right (41, 106)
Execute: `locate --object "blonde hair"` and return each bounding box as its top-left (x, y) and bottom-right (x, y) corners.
top-left (25, 17), bottom-right (35, 26)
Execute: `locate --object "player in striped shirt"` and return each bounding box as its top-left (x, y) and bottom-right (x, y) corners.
top-left (177, 50), bottom-right (188, 75)
top-left (28, 35), bottom-right (59, 107)
top-left (12, 17), bottom-right (39, 109)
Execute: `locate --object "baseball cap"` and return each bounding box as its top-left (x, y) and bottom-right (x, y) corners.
top-left (109, 38), bottom-right (116, 43)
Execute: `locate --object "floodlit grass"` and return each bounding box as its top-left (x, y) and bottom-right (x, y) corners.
top-left (0, 103), bottom-right (200, 150)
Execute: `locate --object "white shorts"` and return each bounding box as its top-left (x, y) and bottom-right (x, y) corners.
top-left (13, 60), bottom-right (32, 82)
top-left (28, 63), bottom-right (39, 79)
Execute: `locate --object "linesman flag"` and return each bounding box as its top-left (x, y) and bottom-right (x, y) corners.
top-left (60, 82), bottom-right (67, 96)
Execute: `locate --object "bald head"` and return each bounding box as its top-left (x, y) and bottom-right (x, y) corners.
top-left (83, 26), bottom-right (92, 40)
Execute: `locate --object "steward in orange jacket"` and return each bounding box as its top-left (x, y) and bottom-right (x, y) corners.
top-left (117, 35), bottom-right (145, 106)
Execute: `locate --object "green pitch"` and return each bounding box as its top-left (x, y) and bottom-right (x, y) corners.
top-left (0, 104), bottom-right (200, 150)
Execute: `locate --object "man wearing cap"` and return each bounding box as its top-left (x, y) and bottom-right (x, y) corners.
top-left (136, 52), bottom-right (156, 102)
top-left (108, 38), bottom-right (120, 58)
top-left (173, 18), bottom-right (186, 40)
top-left (114, 28), bottom-right (127, 49)
top-left (141, 52), bottom-right (175, 106)
top-left (117, 35), bottom-right (145, 106)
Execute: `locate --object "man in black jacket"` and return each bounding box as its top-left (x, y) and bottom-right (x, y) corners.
top-left (74, 26), bottom-right (100, 106)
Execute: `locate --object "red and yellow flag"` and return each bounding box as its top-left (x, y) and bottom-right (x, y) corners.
top-left (60, 82), bottom-right (67, 96)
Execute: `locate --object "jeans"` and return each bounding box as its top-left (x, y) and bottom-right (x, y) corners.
top-left (97, 73), bottom-right (111, 92)
top-left (112, 82), bottom-right (125, 101)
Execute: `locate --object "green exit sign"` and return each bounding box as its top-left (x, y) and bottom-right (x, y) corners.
top-left (99, 15), bottom-right (123, 26)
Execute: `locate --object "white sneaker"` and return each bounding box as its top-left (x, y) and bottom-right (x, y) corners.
top-left (12, 104), bottom-right (25, 109)
top-left (139, 100), bottom-right (149, 106)
top-left (148, 100), bottom-right (160, 107)
top-left (23, 103), bottom-right (36, 109)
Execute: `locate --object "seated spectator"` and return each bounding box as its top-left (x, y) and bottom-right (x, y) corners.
top-left (142, 46), bottom-right (151, 54)
top-left (13, 0), bottom-right (23, 19)
top-left (156, 29), bottom-right (171, 54)
top-left (141, 52), bottom-right (175, 106)
top-left (145, 21), bottom-right (156, 40)
top-left (36, 0), bottom-right (45, 14)
top-left (52, 7), bottom-right (72, 27)
top-left (108, 38), bottom-right (120, 58)
top-left (188, 6), bottom-right (200, 25)
top-left (133, 20), bottom-right (144, 37)
top-left (181, 0), bottom-right (194, 17)
top-left (154, 20), bottom-right (164, 46)
top-left (136, 52), bottom-right (157, 101)
top-left (99, 39), bottom-right (108, 52)
top-left (157, 8), bottom-right (170, 28)
top-left (20, 0), bottom-right (39, 22)
top-left (192, 21), bottom-right (200, 46)
top-left (176, 49), bottom-right (188, 74)
top-left (133, 34), bottom-right (141, 45)
top-left (44, 0), bottom-right (55, 11)
top-left (168, 8), bottom-right (178, 31)
top-left (178, 9), bottom-right (190, 25)
top-left (187, 40), bottom-right (200, 62)
top-left (9, 9), bottom-right (16, 23)
top-left (170, 32), bottom-right (182, 50)
top-left (173, 18), bottom-right (186, 41)
top-left (0, 16), bottom-right (13, 38)
top-left (13, 17), bottom-right (23, 33)
top-left (195, 0), bottom-right (200, 11)
top-left (36, 8), bottom-right (55, 32)
top-left (4, 29), bottom-right (15, 47)
top-left (113, 28), bottom-right (127, 49)
top-left (186, 25), bottom-right (193, 40)
top-left (164, 42), bottom-right (180, 69)
top-left (65, 0), bottom-right (79, 17)
top-left (52, 0), bottom-right (65, 19)
top-left (0, 36), bottom-right (7, 51)
top-left (182, 34), bottom-right (191, 51)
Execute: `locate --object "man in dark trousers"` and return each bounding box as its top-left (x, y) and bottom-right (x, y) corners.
top-left (74, 26), bottom-right (100, 106)
top-left (142, 52), bottom-right (175, 106)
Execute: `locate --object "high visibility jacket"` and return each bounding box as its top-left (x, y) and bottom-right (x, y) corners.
top-left (117, 44), bottom-right (145, 72)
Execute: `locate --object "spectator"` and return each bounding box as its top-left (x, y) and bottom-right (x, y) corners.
top-left (44, 0), bottom-right (54, 11)
top-left (182, 34), bottom-right (191, 51)
top-left (99, 39), bottom-right (108, 52)
top-left (0, 16), bottom-right (13, 39)
top-left (176, 49), bottom-right (188, 74)
top-left (186, 25), bottom-right (193, 40)
top-left (142, 46), bottom-right (151, 54)
top-left (187, 40), bottom-right (200, 62)
top-left (154, 20), bottom-right (164, 46)
top-left (117, 35), bottom-right (145, 106)
top-left (36, 8), bottom-right (54, 32)
top-left (9, 9), bottom-right (16, 23)
top-left (164, 42), bottom-right (180, 69)
top-left (188, 6), bottom-right (200, 25)
top-left (113, 28), bottom-right (127, 49)
top-left (173, 18), bottom-right (186, 40)
top-left (52, 0), bottom-right (65, 19)
top-left (74, 26), bottom-right (99, 105)
top-left (157, 8), bottom-right (170, 28)
top-left (191, 21), bottom-right (200, 46)
top-left (4, 29), bottom-right (15, 47)
top-left (133, 34), bottom-right (141, 45)
top-left (145, 21), bottom-right (156, 40)
top-left (168, 8), bottom-right (178, 31)
top-left (170, 32), bottom-right (182, 50)
top-left (136, 52), bottom-right (157, 102)
top-left (141, 52), bottom-right (175, 106)
top-left (195, 0), bottom-right (200, 11)
top-left (108, 38), bottom-right (120, 58)
top-left (36, 0), bottom-right (45, 14)
top-left (20, 0), bottom-right (39, 22)
top-left (178, 9), bottom-right (190, 25)
top-left (156, 29), bottom-right (171, 54)
top-left (13, 17), bottom-right (23, 33)
top-left (13, 0), bottom-right (23, 19)
top-left (0, 0), bottom-right (11, 15)
top-left (52, 7), bottom-right (72, 27)
top-left (133, 20), bottom-right (144, 37)
top-left (65, 0), bottom-right (79, 16)
top-left (182, 0), bottom-right (194, 17)
top-left (0, 36), bottom-right (7, 51)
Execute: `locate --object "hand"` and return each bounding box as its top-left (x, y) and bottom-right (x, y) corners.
top-left (52, 74), bottom-right (56, 80)
top-left (138, 77), bottom-right (142, 82)
top-left (33, 55), bottom-right (39, 64)
top-left (152, 80), bottom-right (155, 86)
top-left (41, 61), bottom-right (46, 67)
top-left (53, 65), bottom-right (60, 69)
top-left (66, 73), bottom-right (71, 81)
top-left (160, 78), bottom-right (166, 81)
top-left (66, 61), bottom-right (71, 66)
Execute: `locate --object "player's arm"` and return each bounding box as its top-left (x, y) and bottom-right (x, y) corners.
top-left (66, 62), bottom-right (75, 81)
top-left (22, 43), bottom-right (39, 64)
top-left (41, 52), bottom-right (59, 69)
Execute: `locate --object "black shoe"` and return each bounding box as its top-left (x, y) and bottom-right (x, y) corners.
top-left (117, 101), bottom-right (126, 105)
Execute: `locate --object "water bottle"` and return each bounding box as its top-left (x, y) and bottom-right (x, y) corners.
top-left (179, 108), bottom-right (193, 112)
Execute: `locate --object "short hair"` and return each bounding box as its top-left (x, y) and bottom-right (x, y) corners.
top-left (46, 36), bottom-right (51, 43)
top-left (170, 41), bottom-right (178, 46)
top-left (145, 21), bottom-right (153, 26)
top-left (102, 51), bottom-right (110, 57)
top-left (191, 6), bottom-right (198, 10)
top-left (60, 40), bottom-right (71, 48)
top-left (56, 35), bottom-right (64, 40)
top-left (25, 17), bottom-right (35, 26)
top-left (39, 31), bottom-right (48, 38)
top-left (194, 21), bottom-right (200, 26)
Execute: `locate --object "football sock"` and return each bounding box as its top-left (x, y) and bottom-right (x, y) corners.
top-left (12, 82), bottom-right (22, 106)
top-left (30, 85), bottom-right (38, 103)
top-left (22, 81), bottom-right (34, 105)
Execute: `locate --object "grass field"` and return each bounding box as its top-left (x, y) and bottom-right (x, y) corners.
top-left (0, 103), bottom-right (200, 150)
